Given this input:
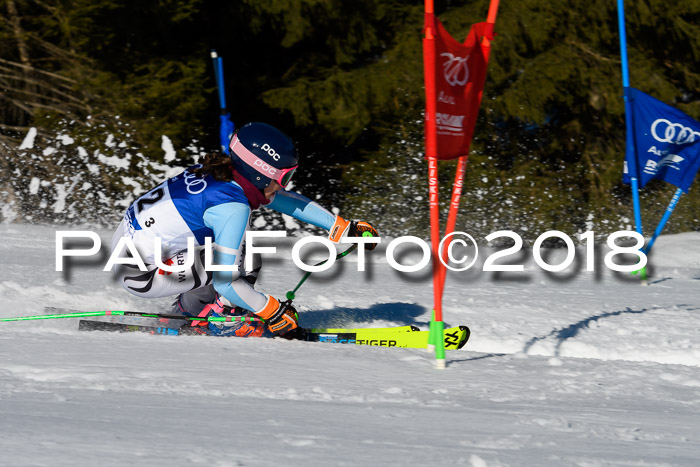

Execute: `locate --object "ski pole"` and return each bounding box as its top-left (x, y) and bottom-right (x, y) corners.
top-left (285, 244), bottom-right (357, 301)
top-left (1, 309), bottom-right (265, 324)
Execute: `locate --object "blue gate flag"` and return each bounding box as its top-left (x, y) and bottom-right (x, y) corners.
top-left (623, 88), bottom-right (700, 193)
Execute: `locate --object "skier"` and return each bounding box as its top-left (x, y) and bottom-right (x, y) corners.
top-left (110, 122), bottom-right (378, 337)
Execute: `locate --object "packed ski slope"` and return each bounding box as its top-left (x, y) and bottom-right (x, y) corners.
top-left (1, 223), bottom-right (699, 466)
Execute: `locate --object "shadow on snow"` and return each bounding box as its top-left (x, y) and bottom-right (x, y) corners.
top-left (298, 302), bottom-right (429, 329)
top-left (521, 306), bottom-right (670, 357)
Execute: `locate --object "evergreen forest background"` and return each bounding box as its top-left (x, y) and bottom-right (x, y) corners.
top-left (1, 0), bottom-right (698, 239)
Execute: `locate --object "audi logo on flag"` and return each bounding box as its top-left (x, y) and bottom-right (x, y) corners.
top-left (651, 119), bottom-right (700, 145)
top-left (441, 52), bottom-right (469, 86)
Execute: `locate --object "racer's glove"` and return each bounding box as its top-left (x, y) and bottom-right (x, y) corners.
top-left (256, 296), bottom-right (299, 335)
top-left (329, 217), bottom-right (380, 251)
top-left (267, 301), bottom-right (299, 335)
top-left (349, 220), bottom-right (379, 250)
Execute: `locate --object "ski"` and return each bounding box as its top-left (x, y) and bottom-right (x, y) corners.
top-left (76, 320), bottom-right (419, 337)
top-left (39, 307), bottom-right (264, 324)
top-left (40, 308), bottom-right (415, 334)
top-left (79, 320), bottom-right (194, 336)
top-left (304, 325), bottom-right (470, 350)
top-left (308, 325), bottom-right (418, 333)
top-left (77, 320), bottom-right (470, 350)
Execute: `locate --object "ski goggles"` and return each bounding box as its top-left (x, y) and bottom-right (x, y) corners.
top-left (230, 134), bottom-right (298, 187)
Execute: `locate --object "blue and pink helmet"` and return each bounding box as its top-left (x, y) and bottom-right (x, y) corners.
top-left (228, 122), bottom-right (299, 189)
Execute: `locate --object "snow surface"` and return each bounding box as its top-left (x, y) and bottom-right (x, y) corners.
top-left (18, 127), bottom-right (37, 150)
top-left (161, 135), bottom-right (177, 163)
top-left (1, 224), bottom-right (699, 466)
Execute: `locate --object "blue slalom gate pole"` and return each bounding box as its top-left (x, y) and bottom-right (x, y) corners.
top-left (211, 51), bottom-right (226, 110)
top-left (644, 188), bottom-right (683, 255)
top-left (617, 0), bottom-right (643, 238)
top-left (617, 0), bottom-right (647, 283)
top-left (210, 50), bottom-right (235, 154)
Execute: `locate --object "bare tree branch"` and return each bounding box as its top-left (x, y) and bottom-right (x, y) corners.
top-left (28, 101), bottom-right (86, 123)
top-left (0, 72), bottom-right (88, 105)
top-left (0, 57), bottom-right (76, 83)
top-left (0, 80), bottom-right (89, 112)
top-left (0, 122), bottom-right (31, 132)
top-left (29, 35), bottom-right (92, 66)
top-left (5, 0), bottom-right (31, 67)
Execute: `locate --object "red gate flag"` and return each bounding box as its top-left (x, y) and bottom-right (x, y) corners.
top-left (424, 14), bottom-right (495, 160)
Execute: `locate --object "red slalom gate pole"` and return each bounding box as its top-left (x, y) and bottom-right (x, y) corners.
top-left (436, 0), bottom-right (499, 292)
top-left (427, 0), bottom-right (499, 368)
top-left (437, 156), bottom-right (468, 290)
top-left (424, 0), bottom-right (447, 368)
top-left (487, 0), bottom-right (500, 24)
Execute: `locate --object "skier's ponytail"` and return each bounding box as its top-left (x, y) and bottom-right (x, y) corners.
top-left (192, 153), bottom-right (234, 181)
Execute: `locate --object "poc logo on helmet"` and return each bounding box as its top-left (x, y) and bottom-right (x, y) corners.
top-left (253, 159), bottom-right (277, 175)
top-left (261, 143), bottom-right (280, 161)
